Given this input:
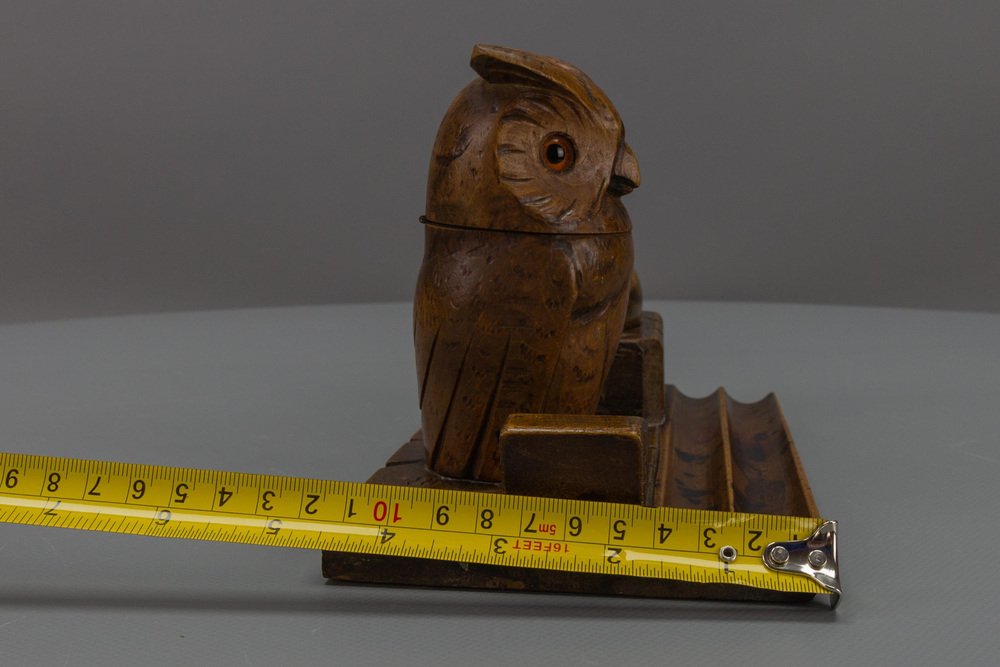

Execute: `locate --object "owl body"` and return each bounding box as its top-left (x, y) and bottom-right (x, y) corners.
top-left (416, 46), bottom-right (641, 482)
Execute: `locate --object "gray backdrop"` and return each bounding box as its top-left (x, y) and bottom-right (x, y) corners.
top-left (2, 1), bottom-right (998, 324)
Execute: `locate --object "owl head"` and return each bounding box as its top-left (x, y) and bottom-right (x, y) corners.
top-left (425, 45), bottom-right (640, 235)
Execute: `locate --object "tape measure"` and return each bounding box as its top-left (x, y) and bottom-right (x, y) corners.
top-left (0, 451), bottom-right (840, 600)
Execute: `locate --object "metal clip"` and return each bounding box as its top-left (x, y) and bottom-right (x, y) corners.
top-left (763, 520), bottom-right (841, 609)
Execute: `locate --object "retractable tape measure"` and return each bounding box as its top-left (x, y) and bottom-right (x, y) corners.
top-left (0, 451), bottom-right (841, 601)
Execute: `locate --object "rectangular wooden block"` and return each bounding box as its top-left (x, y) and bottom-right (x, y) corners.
top-left (598, 312), bottom-right (665, 424)
top-left (500, 414), bottom-right (646, 504)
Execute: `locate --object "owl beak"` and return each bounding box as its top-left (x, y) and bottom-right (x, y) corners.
top-left (609, 143), bottom-right (640, 196)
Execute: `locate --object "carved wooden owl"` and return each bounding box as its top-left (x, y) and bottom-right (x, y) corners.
top-left (415, 45), bottom-right (641, 482)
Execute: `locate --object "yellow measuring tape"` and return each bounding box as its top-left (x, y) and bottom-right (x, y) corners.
top-left (0, 451), bottom-right (839, 597)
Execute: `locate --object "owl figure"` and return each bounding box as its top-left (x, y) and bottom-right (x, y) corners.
top-left (415, 45), bottom-right (641, 482)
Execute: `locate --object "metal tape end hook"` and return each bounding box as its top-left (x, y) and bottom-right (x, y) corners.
top-left (763, 520), bottom-right (841, 608)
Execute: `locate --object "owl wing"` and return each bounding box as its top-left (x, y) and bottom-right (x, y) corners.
top-left (415, 232), bottom-right (578, 481)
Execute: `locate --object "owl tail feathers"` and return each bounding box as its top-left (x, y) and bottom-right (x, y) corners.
top-left (423, 333), bottom-right (512, 483)
top-left (625, 272), bottom-right (643, 329)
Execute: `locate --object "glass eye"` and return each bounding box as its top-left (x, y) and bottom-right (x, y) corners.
top-left (541, 134), bottom-right (575, 172)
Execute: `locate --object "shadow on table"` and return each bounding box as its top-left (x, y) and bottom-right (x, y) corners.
top-left (0, 583), bottom-right (838, 624)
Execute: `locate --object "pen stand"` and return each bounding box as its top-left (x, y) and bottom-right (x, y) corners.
top-left (323, 312), bottom-right (820, 602)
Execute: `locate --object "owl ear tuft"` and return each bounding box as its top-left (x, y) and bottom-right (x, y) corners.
top-left (470, 44), bottom-right (616, 122)
top-left (471, 45), bottom-right (566, 88)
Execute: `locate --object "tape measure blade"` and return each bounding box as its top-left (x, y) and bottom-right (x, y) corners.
top-left (0, 451), bottom-right (833, 596)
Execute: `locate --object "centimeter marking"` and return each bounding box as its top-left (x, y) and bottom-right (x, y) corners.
top-left (0, 452), bottom-right (826, 594)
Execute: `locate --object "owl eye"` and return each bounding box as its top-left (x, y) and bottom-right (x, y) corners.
top-left (541, 134), bottom-right (576, 173)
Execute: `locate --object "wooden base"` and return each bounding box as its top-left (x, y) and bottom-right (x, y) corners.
top-left (323, 313), bottom-right (819, 602)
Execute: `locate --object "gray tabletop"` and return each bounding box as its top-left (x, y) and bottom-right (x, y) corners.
top-left (0, 301), bottom-right (997, 665)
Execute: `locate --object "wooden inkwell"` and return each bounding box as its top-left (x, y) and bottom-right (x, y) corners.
top-left (323, 45), bottom-right (821, 602)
